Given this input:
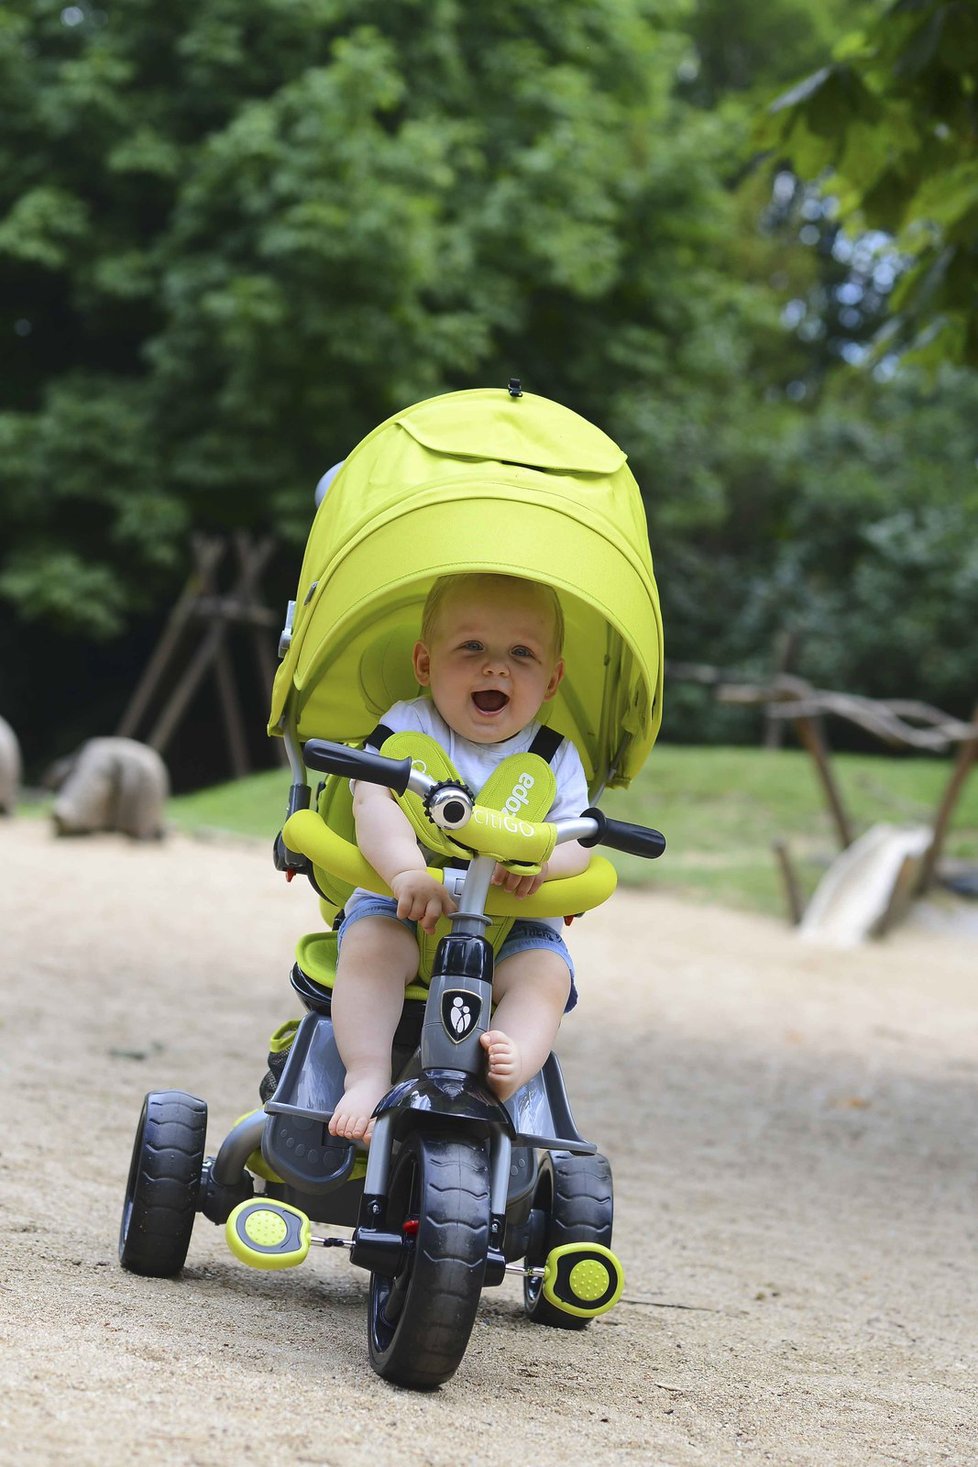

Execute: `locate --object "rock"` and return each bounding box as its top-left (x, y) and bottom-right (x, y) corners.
top-left (0, 715), bottom-right (22, 814)
top-left (50, 737), bottom-right (169, 840)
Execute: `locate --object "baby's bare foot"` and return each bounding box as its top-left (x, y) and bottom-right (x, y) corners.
top-left (327, 1071), bottom-right (389, 1143)
top-left (480, 1029), bottom-right (522, 1101)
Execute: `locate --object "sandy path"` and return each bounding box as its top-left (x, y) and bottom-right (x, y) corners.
top-left (1, 818), bottom-right (976, 1467)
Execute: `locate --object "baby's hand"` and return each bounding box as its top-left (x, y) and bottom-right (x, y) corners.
top-left (390, 870), bottom-right (458, 934)
top-left (491, 861), bottom-right (548, 899)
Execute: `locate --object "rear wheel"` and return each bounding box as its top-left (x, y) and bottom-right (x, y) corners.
top-left (119, 1090), bottom-right (207, 1276)
top-left (523, 1150), bottom-right (613, 1329)
top-left (368, 1131), bottom-right (490, 1389)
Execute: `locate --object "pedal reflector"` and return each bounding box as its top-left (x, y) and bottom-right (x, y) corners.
top-left (542, 1243), bottom-right (624, 1318)
top-left (226, 1200), bottom-right (310, 1270)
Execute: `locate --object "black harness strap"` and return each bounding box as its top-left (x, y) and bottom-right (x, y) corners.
top-left (370, 720), bottom-right (563, 765)
top-left (529, 725), bottom-right (564, 764)
top-left (365, 722), bottom-right (396, 750)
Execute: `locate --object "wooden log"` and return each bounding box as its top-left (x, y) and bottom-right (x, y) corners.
top-left (191, 595), bottom-right (279, 627)
top-left (772, 838), bottom-right (804, 925)
top-left (214, 642), bottom-right (250, 779)
top-left (792, 714), bottom-right (854, 849)
top-left (917, 702), bottom-right (978, 893)
top-left (764, 631), bottom-right (801, 750)
top-left (117, 536), bottom-right (225, 739)
top-left (233, 532), bottom-right (289, 767)
top-left (147, 536), bottom-right (274, 757)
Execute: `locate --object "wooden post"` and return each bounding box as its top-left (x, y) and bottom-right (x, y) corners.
top-left (144, 535), bottom-right (276, 759)
top-left (233, 532), bottom-right (289, 767)
top-left (764, 631), bottom-right (800, 750)
top-left (916, 702), bottom-right (978, 893)
top-left (772, 838), bottom-right (804, 924)
top-left (116, 532), bottom-right (286, 781)
top-left (117, 537), bottom-right (225, 739)
top-left (148, 615), bottom-right (234, 754)
top-left (214, 642), bottom-right (250, 779)
top-left (792, 713), bottom-right (854, 850)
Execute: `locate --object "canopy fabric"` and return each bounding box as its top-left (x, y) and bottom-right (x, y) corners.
top-left (269, 388), bottom-right (663, 790)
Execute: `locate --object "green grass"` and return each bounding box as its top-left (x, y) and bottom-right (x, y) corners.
top-left (166, 746), bottom-right (978, 919)
top-left (166, 767), bottom-right (290, 839)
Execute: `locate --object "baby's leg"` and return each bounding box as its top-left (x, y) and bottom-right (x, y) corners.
top-left (328, 916), bottom-right (418, 1141)
top-left (481, 949), bottom-right (571, 1101)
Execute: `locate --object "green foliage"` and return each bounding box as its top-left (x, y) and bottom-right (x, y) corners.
top-left (679, 0), bottom-right (858, 107)
top-left (759, 0), bottom-right (978, 366)
top-left (2, 0), bottom-right (975, 774)
top-left (2, 0), bottom-right (767, 640)
top-left (0, 376), bottom-right (185, 635)
top-left (658, 365), bottom-right (978, 730)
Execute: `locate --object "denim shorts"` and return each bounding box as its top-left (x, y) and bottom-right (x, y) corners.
top-left (337, 898), bottom-right (578, 1013)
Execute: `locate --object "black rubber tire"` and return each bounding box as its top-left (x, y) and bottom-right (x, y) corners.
top-left (368, 1131), bottom-right (491, 1389)
top-left (119, 1090), bottom-right (207, 1277)
top-left (523, 1149), bottom-right (613, 1330)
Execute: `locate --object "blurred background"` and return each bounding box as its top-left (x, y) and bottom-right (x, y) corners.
top-left (1, 0), bottom-right (976, 915)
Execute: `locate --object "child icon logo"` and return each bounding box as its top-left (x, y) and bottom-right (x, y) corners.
top-left (441, 989), bottom-right (481, 1042)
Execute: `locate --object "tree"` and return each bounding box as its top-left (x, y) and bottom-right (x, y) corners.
top-left (5, 0), bottom-right (969, 773)
top-left (758, 0), bottom-right (978, 367)
top-left (0, 0), bottom-right (767, 644)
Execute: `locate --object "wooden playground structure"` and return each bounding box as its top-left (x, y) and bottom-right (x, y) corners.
top-left (116, 532), bottom-right (287, 779)
top-left (670, 661), bottom-right (978, 938)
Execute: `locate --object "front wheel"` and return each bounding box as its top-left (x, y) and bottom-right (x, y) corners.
top-left (368, 1131), bottom-right (491, 1389)
top-left (524, 1150), bottom-right (613, 1330)
top-left (119, 1090), bottom-right (207, 1276)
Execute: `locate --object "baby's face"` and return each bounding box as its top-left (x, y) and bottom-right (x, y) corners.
top-left (413, 581), bottom-right (564, 744)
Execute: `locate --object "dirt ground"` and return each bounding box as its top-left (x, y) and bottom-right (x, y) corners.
top-left (1, 816), bottom-right (976, 1467)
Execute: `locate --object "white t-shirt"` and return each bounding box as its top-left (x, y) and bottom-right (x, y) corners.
top-left (345, 696), bottom-right (589, 931)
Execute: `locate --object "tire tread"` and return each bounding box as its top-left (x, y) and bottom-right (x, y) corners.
top-left (369, 1132), bottom-right (490, 1388)
top-left (119, 1090), bottom-right (207, 1278)
top-left (524, 1150), bottom-right (613, 1330)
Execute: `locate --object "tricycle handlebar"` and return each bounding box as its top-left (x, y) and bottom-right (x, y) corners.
top-left (304, 739), bottom-right (414, 795)
top-left (578, 807), bottom-right (667, 861)
top-left (301, 740), bottom-right (665, 862)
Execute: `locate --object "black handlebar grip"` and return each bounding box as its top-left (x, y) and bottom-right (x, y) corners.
top-left (302, 739), bottom-right (413, 795)
top-left (579, 806), bottom-right (666, 860)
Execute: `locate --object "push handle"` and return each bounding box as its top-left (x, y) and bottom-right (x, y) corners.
top-left (578, 807), bottom-right (666, 860)
top-left (302, 739), bottom-right (413, 796)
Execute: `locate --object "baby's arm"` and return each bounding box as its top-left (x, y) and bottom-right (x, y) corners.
top-left (352, 781), bottom-right (457, 932)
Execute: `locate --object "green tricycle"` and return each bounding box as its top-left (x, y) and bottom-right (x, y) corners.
top-left (118, 385), bottom-right (666, 1389)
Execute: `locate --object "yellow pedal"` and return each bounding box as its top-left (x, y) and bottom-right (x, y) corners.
top-left (542, 1243), bottom-right (624, 1319)
top-left (226, 1200), bottom-right (311, 1270)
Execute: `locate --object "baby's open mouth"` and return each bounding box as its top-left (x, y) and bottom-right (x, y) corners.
top-left (472, 690), bottom-right (509, 713)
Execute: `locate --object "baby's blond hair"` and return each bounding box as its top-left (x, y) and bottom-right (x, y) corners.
top-left (421, 574), bottom-right (564, 657)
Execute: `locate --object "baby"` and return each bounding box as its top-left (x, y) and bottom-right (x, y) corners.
top-left (327, 572), bottom-right (591, 1141)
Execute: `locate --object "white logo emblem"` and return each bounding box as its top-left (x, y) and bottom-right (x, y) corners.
top-left (441, 989), bottom-right (481, 1041)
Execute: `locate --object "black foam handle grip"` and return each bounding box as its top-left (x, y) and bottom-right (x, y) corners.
top-left (579, 807), bottom-right (666, 860)
top-left (302, 739), bottom-right (413, 795)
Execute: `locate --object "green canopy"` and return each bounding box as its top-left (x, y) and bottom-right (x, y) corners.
top-left (270, 388), bottom-right (663, 790)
